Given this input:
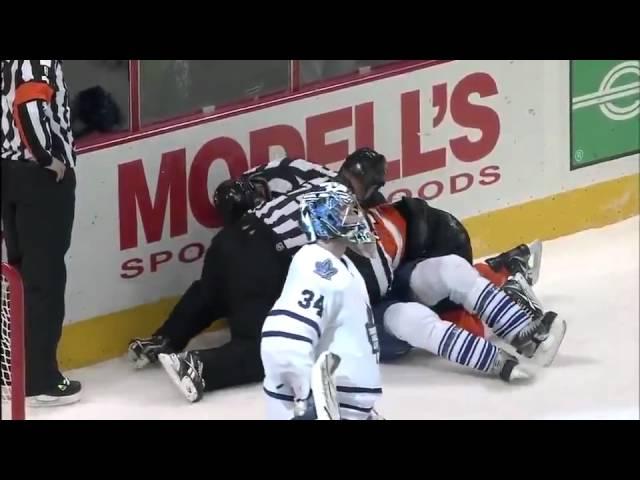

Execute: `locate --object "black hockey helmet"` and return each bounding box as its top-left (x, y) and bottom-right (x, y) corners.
top-left (213, 176), bottom-right (271, 226)
top-left (337, 147), bottom-right (387, 207)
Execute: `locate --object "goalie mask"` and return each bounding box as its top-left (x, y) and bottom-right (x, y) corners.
top-left (213, 176), bottom-right (271, 226)
top-left (299, 182), bottom-right (376, 246)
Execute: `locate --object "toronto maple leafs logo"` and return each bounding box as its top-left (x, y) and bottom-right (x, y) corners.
top-left (314, 258), bottom-right (338, 280)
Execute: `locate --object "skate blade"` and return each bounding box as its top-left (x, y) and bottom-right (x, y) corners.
top-left (528, 240), bottom-right (543, 286)
top-left (158, 354), bottom-right (199, 403)
top-left (27, 392), bottom-right (81, 408)
top-left (534, 317), bottom-right (567, 367)
top-left (509, 363), bottom-right (536, 382)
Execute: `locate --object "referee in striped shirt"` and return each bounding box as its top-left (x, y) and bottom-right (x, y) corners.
top-left (1, 60), bottom-right (81, 405)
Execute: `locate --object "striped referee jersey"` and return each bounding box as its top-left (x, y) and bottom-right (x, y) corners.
top-left (1, 60), bottom-right (76, 168)
top-left (251, 175), bottom-right (394, 303)
top-left (243, 157), bottom-right (337, 196)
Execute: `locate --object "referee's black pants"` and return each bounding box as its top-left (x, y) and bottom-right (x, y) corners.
top-left (155, 215), bottom-right (290, 391)
top-left (1, 160), bottom-right (76, 395)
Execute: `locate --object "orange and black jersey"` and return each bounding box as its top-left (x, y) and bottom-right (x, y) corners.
top-left (367, 204), bottom-right (408, 270)
top-left (1, 60), bottom-right (76, 168)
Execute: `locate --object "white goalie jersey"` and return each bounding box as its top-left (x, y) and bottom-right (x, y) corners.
top-left (261, 243), bottom-right (382, 420)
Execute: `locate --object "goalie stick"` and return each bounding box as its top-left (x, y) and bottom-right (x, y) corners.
top-left (310, 351), bottom-right (341, 420)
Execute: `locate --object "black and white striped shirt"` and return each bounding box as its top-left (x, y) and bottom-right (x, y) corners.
top-left (248, 158), bottom-right (338, 257)
top-left (251, 179), bottom-right (393, 303)
top-left (253, 181), bottom-right (317, 253)
top-left (1, 60), bottom-right (76, 168)
top-left (243, 157), bottom-right (337, 196)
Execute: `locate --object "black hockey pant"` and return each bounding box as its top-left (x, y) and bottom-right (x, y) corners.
top-left (155, 218), bottom-right (290, 391)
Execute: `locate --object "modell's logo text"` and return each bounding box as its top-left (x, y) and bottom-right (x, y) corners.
top-left (117, 70), bottom-right (502, 278)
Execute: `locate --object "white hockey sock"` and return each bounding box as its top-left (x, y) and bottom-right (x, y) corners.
top-left (465, 278), bottom-right (533, 341)
top-left (383, 302), bottom-right (498, 373)
top-left (436, 323), bottom-right (499, 373)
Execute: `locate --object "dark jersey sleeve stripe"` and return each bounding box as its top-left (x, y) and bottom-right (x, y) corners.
top-left (15, 101), bottom-right (53, 166)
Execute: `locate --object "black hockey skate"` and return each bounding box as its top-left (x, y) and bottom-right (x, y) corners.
top-left (158, 352), bottom-right (205, 403)
top-left (502, 272), bottom-right (544, 320)
top-left (127, 335), bottom-right (174, 369)
top-left (491, 350), bottom-right (534, 383)
top-left (510, 311), bottom-right (567, 367)
top-left (27, 376), bottom-right (82, 407)
top-left (486, 240), bottom-right (543, 286)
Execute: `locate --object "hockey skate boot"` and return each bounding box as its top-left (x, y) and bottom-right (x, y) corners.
top-left (486, 240), bottom-right (543, 286)
top-left (27, 376), bottom-right (82, 407)
top-left (128, 335), bottom-right (174, 369)
top-left (490, 350), bottom-right (534, 383)
top-left (510, 311), bottom-right (567, 367)
top-left (502, 272), bottom-right (544, 320)
top-left (158, 352), bottom-right (205, 403)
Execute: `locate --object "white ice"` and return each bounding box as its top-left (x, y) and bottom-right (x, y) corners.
top-left (11, 217), bottom-right (640, 420)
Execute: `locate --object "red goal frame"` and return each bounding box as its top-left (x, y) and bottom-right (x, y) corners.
top-left (1, 262), bottom-right (25, 420)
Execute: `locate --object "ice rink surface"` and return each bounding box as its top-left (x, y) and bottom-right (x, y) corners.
top-left (16, 217), bottom-right (640, 420)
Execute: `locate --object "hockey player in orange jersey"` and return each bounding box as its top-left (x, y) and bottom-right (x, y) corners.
top-left (367, 200), bottom-right (563, 382)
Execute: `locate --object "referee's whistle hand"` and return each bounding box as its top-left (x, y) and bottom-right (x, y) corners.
top-left (46, 157), bottom-right (67, 182)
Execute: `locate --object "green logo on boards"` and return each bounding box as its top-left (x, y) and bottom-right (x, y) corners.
top-left (570, 60), bottom-right (640, 169)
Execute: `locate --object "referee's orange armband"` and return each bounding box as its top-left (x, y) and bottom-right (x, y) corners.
top-left (13, 81), bottom-right (54, 106)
